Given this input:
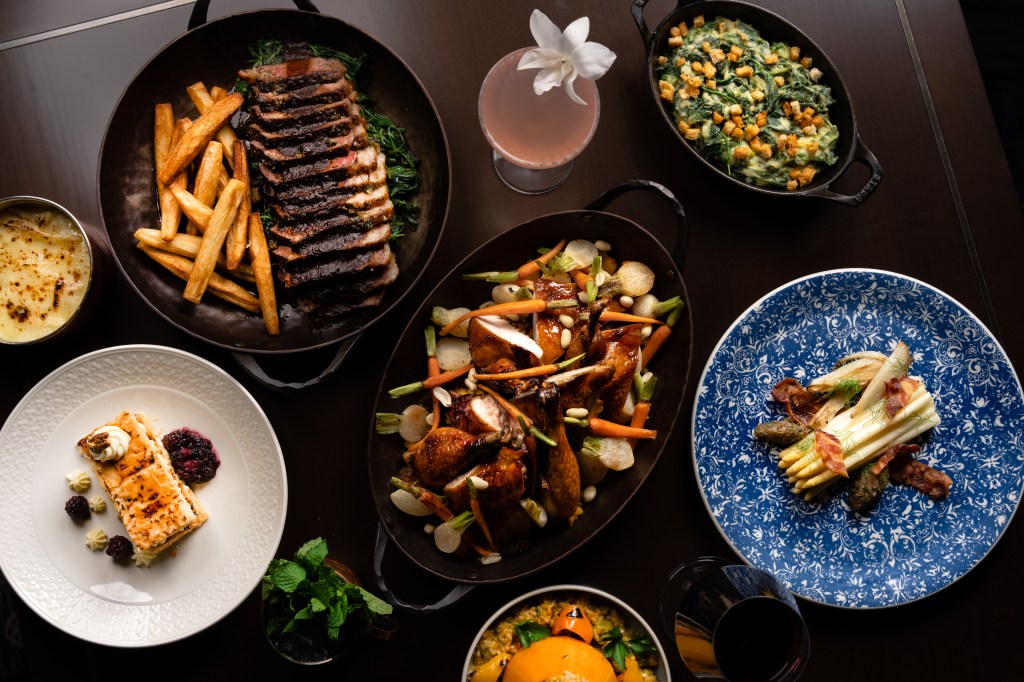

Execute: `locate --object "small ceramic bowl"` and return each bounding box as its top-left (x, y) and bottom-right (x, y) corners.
top-left (0, 196), bottom-right (98, 346)
top-left (462, 584), bottom-right (673, 681)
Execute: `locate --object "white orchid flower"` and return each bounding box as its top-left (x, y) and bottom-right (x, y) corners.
top-left (517, 9), bottom-right (616, 105)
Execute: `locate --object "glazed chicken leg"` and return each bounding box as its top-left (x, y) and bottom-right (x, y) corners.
top-left (411, 426), bottom-right (511, 488)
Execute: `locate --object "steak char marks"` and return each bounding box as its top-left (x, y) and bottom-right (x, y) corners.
top-left (238, 42), bottom-right (397, 320)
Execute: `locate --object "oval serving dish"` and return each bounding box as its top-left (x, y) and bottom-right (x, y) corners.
top-left (633, 0), bottom-right (881, 205)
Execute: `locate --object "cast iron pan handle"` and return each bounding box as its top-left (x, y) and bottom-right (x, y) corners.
top-left (372, 523), bottom-right (475, 613)
top-left (805, 136), bottom-right (884, 206)
top-left (230, 334), bottom-right (360, 392)
top-left (632, 0), bottom-right (694, 51)
top-left (189, 0), bottom-right (320, 30)
top-left (585, 179), bottom-right (689, 272)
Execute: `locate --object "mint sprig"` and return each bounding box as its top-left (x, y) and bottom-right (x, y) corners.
top-left (261, 537), bottom-right (393, 642)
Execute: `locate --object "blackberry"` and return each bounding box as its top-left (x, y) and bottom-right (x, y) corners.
top-left (106, 535), bottom-right (133, 560)
top-left (163, 427), bottom-right (220, 484)
top-left (64, 495), bottom-right (90, 520)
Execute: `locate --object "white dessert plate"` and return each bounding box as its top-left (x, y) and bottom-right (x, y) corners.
top-left (0, 344), bottom-right (288, 646)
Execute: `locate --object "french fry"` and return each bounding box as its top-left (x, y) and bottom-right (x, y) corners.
top-left (185, 81), bottom-right (237, 170)
top-left (210, 85), bottom-right (228, 101)
top-left (183, 178), bottom-right (244, 303)
top-left (169, 185), bottom-right (212, 229)
top-left (154, 104), bottom-right (182, 240)
top-left (248, 214), bottom-right (279, 335)
top-left (187, 140), bottom-right (224, 235)
top-left (134, 228), bottom-right (256, 283)
top-left (159, 92), bottom-right (243, 185)
top-left (227, 140), bottom-right (250, 269)
top-left (138, 244), bottom-right (259, 313)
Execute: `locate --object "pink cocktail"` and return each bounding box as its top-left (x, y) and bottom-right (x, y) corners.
top-left (479, 47), bottom-right (601, 193)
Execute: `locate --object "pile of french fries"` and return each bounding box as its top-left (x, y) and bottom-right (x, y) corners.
top-left (140, 80), bottom-right (279, 335)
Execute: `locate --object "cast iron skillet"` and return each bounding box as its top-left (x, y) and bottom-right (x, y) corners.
top-left (633, 0), bottom-right (881, 206)
top-left (369, 180), bottom-right (693, 612)
top-left (97, 0), bottom-right (450, 388)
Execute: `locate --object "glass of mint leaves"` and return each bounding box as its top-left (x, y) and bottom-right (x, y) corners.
top-left (260, 537), bottom-right (395, 664)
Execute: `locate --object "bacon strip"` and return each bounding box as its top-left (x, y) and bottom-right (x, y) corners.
top-left (888, 450), bottom-right (952, 499)
top-left (814, 429), bottom-right (847, 478)
top-left (772, 378), bottom-right (828, 426)
top-left (871, 443), bottom-right (920, 475)
top-left (884, 377), bottom-right (920, 419)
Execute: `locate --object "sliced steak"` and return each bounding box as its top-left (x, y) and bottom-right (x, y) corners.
top-left (295, 257), bottom-right (399, 311)
top-left (251, 79), bottom-right (352, 112)
top-left (261, 153), bottom-right (387, 202)
top-left (247, 98), bottom-right (354, 131)
top-left (245, 112), bottom-right (358, 148)
top-left (238, 57), bottom-right (345, 91)
top-left (258, 145), bottom-right (379, 186)
top-left (278, 243), bottom-right (393, 288)
top-left (297, 288), bottom-right (388, 319)
top-left (270, 183), bottom-right (388, 222)
top-left (247, 125), bottom-right (367, 166)
top-left (272, 223), bottom-right (392, 263)
top-left (270, 199), bottom-right (393, 244)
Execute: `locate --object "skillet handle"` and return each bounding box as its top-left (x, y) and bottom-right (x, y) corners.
top-left (188, 0), bottom-right (320, 30)
top-left (804, 136), bottom-right (883, 207)
top-left (230, 334), bottom-right (359, 392)
top-left (584, 179), bottom-right (689, 272)
top-left (372, 523), bottom-right (475, 613)
top-left (631, 0), bottom-right (692, 52)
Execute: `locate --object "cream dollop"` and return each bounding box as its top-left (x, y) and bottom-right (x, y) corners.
top-left (65, 470), bottom-right (90, 492)
top-left (89, 496), bottom-right (106, 513)
top-left (132, 548), bottom-right (158, 567)
top-left (85, 528), bottom-right (108, 551)
top-left (84, 425), bottom-right (130, 462)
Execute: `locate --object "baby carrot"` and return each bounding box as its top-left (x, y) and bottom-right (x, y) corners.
top-left (628, 373), bottom-right (657, 447)
top-left (388, 363), bottom-right (474, 397)
top-left (599, 311), bottom-right (665, 326)
top-left (473, 354), bottom-right (584, 382)
top-left (563, 416), bottom-right (657, 440)
top-left (517, 239), bottom-right (567, 279)
top-left (438, 299), bottom-right (546, 336)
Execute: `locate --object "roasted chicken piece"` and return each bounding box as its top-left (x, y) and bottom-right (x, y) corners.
top-left (560, 323), bottom-right (641, 418)
top-left (448, 393), bottom-right (513, 434)
top-left (532, 279), bottom-right (582, 364)
top-left (444, 446), bottom-right (528, 512)
top-left (411, 426), bottom-right (511, 488)
top-left (468, 316), bottom-right (544, 371)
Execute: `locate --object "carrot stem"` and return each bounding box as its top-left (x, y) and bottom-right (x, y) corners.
top-left (390, 477), bottom-right (454, 521)
top-left (563, 416), bottom-right (657, 440)
top-left (389, 363), bottom-right (474, 397)
top-left (425, 326), bottom-right (442, 435)
top-left (473, 354), bottom-right (584, 382)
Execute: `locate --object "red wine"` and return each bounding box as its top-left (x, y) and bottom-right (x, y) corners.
top-left (713, 597), bottom-right (809, 682)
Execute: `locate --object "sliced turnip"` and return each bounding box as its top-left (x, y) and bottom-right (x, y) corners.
top-left (390, 488), bottom-right (433, 516)
top-left (434, 511), bottom-right (475, 553)
top-left (436, 337), bottom-right (472, 371)
top-left (581, 436), bottom-right (635, 471)
top-left (577, 448), bottom-right (609, 486)
top-left (431, 306), bottom-right (472, 337)
top-left (397, 404), bottom-right (430, 442)
top-left (632, 293), bottom-right (659, 319)
top-left (491, 283), bottom-right (521, 304)
top-left (563, 239), bottom-right (600, 270)
top-left (519, 498), bottom-right (549, 528)
top-left (600, 261), bottom-right (655, 297)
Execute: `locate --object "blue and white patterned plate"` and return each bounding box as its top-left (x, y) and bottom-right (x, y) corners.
top-left (692, 269), bottom-right (1024, 608)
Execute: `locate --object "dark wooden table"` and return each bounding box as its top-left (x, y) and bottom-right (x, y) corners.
top-left (2, 0), bottom-right (1022, 679)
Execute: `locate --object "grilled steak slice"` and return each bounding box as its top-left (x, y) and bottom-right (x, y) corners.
top-left (247, 98), bottom-right (354, 131)
top-left (260, 153), bottom-right (387, 202)
top-left (297, 289), bottom-right (388, 319)
top-left (270, 199), bottom-right (393, 244)
top-left (258, 145), bottom-right (379, 186)
top-left (247, 125), bottom-right (367, 166)
top-left (245, 112), bottom-right (358, 148)
top-left (278, 243), bottom-right (393, 288)
top-left (251, 79), bottom-right (352, 112)
top-left (271, 183), bottom-right (388, 222)
top-left (295, 257), bottom-right (399, 310)
top-left (272, 223), bottom-right (391, 263)
top-left (238, 57), bottom-right (345, 91)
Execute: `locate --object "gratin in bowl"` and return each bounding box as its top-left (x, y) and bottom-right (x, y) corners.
top-left (461, 584), bottom-right (672, 681)
top-left (0, 196), bottom-right (98, 346)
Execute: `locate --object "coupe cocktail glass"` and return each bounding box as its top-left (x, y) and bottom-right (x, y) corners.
top-left (479, 47), bottom-right (601, 194)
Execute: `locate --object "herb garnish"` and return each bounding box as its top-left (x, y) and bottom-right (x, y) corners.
top-left (261, 537), bottom-right (392, 643)
top-left (513, 620), bottom-right (551, 648)
top-left (600, 627), bottom-right (657, 672)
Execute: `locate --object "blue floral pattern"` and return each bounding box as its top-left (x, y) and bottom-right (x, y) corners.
top-left (692, 270), bottom-right (1024, 608)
